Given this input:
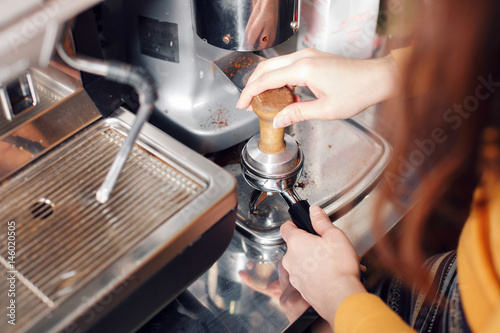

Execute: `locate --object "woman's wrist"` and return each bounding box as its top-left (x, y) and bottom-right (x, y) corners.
top-left (322, 276), bottom-right (367, 328)
top-left (365, 53), bottom-right (399, 106)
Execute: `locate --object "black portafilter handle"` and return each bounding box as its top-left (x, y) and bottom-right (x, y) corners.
top-left (289, 200), bottom-right (318, 235)
top-left (280, 189), bottom-right (318, 235)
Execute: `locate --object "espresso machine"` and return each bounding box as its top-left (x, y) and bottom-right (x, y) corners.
top-left (0, 0), bottom-right (397, 332)
top-left (0, 0), bottom-right (310, 332)
top-left (0, 0), bottom-right (300, 331)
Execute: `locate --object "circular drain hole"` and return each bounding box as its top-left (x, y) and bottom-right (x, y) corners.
top-left (30, 198), bottom-right (55, 220)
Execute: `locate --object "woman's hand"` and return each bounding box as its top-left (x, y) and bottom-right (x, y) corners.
top-left (237, 48), bottom-right (398, 128)
top-left (280, 205), bottom-right (367, 328)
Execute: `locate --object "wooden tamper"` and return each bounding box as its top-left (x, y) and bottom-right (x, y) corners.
top-left (251, 87), bottom-right (294, 154)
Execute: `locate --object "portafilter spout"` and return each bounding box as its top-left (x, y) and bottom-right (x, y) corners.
top-left (240, 88), bottom-right (317, 235)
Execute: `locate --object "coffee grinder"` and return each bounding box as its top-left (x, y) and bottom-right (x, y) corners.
top-left (89, 0), bottom-right (299, 153)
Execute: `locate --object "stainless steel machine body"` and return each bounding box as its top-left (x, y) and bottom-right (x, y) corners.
top-left (0, 0), bottom-right (103, 85)
top-left (94, 0), bottom-right (297, 153)
top-left (0, 65), bottom-right (237, 332)
top-left (193, 0), bottom-right (299, 51)
top-left (0, 0), bottom-right (303, 331)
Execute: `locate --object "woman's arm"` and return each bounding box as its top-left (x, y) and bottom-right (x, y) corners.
top-left (237, 48), bottom-right (398, 128)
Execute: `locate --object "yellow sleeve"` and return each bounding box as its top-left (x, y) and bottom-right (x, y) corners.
top-left (483, 305), bottom-right (500, 333)
top-left (457, 169), bottom-right (500, 332)
top-left (334, 293), bottom-right (415, 333)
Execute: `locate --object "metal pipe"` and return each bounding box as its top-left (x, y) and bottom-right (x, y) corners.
top-left (280, 187), bottom-right (301, 207)
top-left (56, 39), bottom-right (157, 204)
top-left (55, 43), bottom-right (110, 77)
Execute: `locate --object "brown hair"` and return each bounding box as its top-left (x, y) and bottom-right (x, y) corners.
top-left (374, 0), bottom-right (500, 289)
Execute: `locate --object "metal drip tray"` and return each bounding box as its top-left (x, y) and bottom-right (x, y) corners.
top-left (214, 119), bottom-right (391, 245)
top-left (0, 111), bottom-right (237, 332)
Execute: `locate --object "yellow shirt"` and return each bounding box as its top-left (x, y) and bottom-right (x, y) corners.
top-left (334, 169), bottom-right (500, 332)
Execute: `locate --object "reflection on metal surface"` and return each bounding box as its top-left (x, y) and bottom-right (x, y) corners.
top-left (249, 190), bottom-right (273, 215)
top-left (0, 89), bottom-right (100, 182)
top-left (228, 119), bottom-right (391, 244)
top-left (193, 0), bottom-right (299, 51)
top-left (185, 232), bottom-right (295, 332)
top-left (179, 191), bottom-right (405, 333)
top-left (0, 66), bottom-right (88, 182)
top-left (2, 134), bottom-right (45, 154)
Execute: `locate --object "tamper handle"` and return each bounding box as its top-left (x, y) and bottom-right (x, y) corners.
top-left (251, 87), bottom-right (294, 154)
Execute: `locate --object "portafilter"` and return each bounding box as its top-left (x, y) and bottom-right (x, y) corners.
top-left (241, 87), bottom-right (317, 235)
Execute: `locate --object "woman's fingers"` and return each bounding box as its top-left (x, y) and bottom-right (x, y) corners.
top-left (309, 206), bottom-right (336, 236)
top-left (246, 48), bottom-right (320, 85)
top-left (243, 53), bottom-right (297, 88)
top-left (237, 49), bottom-right (327, 109)
top-left (280, 206), bottom-right (335, 239)
top-left (238, 65), bottom-right (308, 109)
top-left (272, 99), bottom-right (331, 128)
top-left (280, 220), bottom-right (299, 244)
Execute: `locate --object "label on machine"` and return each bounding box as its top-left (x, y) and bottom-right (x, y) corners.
top-left (138, 16), bottom-right (180, 63)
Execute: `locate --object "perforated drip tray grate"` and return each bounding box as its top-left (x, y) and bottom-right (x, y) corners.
top-left (0, 124), bottom-right (208, 332)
